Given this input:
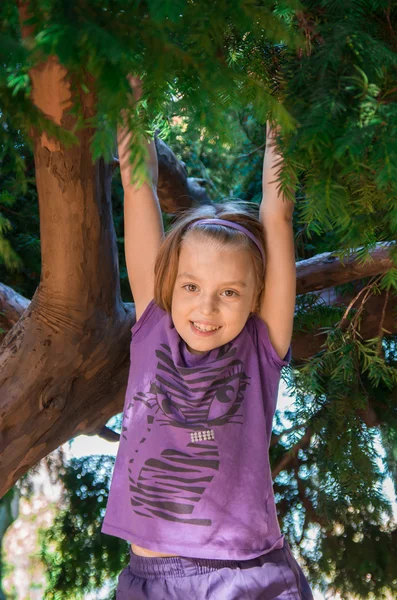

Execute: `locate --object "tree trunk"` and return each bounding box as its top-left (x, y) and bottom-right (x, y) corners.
top-left (0, 48), bottom-right (133, 496)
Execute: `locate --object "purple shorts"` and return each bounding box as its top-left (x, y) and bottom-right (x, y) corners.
top-left (116, 540), bottom-right (314, 599)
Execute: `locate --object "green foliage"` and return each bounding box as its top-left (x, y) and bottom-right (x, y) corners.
top-left (39, 455), bottom-right (128, 600)
top-left (0, 137), bottom-right (41, 298)
top-left (1, 0), bottom-right (299, 188)
top-left (279, 1), bottom-right (397, 259)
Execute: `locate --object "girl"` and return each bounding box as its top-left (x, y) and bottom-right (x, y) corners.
top-left (101, 83), bottom-right (313, 599)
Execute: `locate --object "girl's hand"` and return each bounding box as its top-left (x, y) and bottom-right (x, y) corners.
top-left (119, 75), bottom-right (158, 188)
top-left (126, 75), bottom-right (143, 103)
top-left (265, 120), bottom-right (282, 156)
top-left (262, 120), bottom-right (293, 219)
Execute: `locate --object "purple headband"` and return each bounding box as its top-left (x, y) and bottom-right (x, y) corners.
top-left (187, 218), bottom-right (265, 267)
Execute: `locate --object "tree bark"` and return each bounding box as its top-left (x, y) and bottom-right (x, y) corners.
top-left (295, 243), bottom-right (394, 294)
top-left (113, 138), bottom-right (213, 212)
top-left (155, 138), bottom-right (212, 212)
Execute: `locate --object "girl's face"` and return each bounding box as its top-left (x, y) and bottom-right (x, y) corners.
top-left (171, 234), bottom-right (258, 355)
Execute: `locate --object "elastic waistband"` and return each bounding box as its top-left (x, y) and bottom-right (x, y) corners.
top-left (128, 541), bottom-right (288, 579)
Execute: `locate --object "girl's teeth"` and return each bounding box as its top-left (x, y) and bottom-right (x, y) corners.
top-left (193, 322), bottom-right (220, 332)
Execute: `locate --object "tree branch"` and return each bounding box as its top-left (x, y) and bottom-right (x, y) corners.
top-left (0, 283), bottom-right (29, 333)
top-left (271, 427), bottom-right (313, 479)
top-left (293, 464), bottom-right (328, 530)
top-left (296, 242), bottom-right (394, 295)
top-left (377, 289), bottom-right (390, 355)
top-left (155, 138), bottom-right (212, 212)
top-left (96, 426), bottom-right (120, 443)
top-left (112, 139), bottom-right (212, 213)
top-left (338, 275), bottom-right (383, 330)
top-left (270, 423), bottom-right (307, 447)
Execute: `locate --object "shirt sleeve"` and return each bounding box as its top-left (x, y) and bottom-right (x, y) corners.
top-left (250, 314), bottom-right (292, 370)
top-left (131, 298), bottom-right (164, 342)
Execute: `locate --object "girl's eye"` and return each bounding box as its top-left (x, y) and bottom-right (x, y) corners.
top-left (183, 285), bottom-right (238, 297)
top-left (223, 290), bottom-right (238, 297)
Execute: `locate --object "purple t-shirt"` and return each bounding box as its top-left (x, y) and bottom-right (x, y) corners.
top-left (101, 299), bottom-right (291, 560)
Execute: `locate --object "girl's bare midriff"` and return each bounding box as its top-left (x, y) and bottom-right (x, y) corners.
top-left (131, 543), bottom-right (179, 557)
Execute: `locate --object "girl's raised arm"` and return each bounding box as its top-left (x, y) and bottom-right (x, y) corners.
top-left (119, 77), bottom-right (165, 322)
top-left (258, 122), bottom-right (296, 361)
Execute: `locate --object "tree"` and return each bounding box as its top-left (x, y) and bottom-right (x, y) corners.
top-left (1, 0), bottom-right (397, 597)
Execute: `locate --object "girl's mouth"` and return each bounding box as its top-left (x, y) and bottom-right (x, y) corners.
top-left (190, 321), bottom-right (222, 336)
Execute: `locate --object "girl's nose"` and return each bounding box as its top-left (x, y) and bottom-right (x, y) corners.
top-left (200, 294), bottom-right (218, 315)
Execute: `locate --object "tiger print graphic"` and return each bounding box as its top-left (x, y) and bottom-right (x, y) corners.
top-left (123, 340), bottom-right (250, 526)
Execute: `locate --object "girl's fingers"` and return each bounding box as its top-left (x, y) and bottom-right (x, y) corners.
top-left (126, 74), bottom-right (143, 102)
top-left (266, 120), bottom-right (281, 139)
top-left (266, 121), bottom-right (282, 155)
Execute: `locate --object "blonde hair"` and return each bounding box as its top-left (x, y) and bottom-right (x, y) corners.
top-left (154, 200), bottom-right (266, 313)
